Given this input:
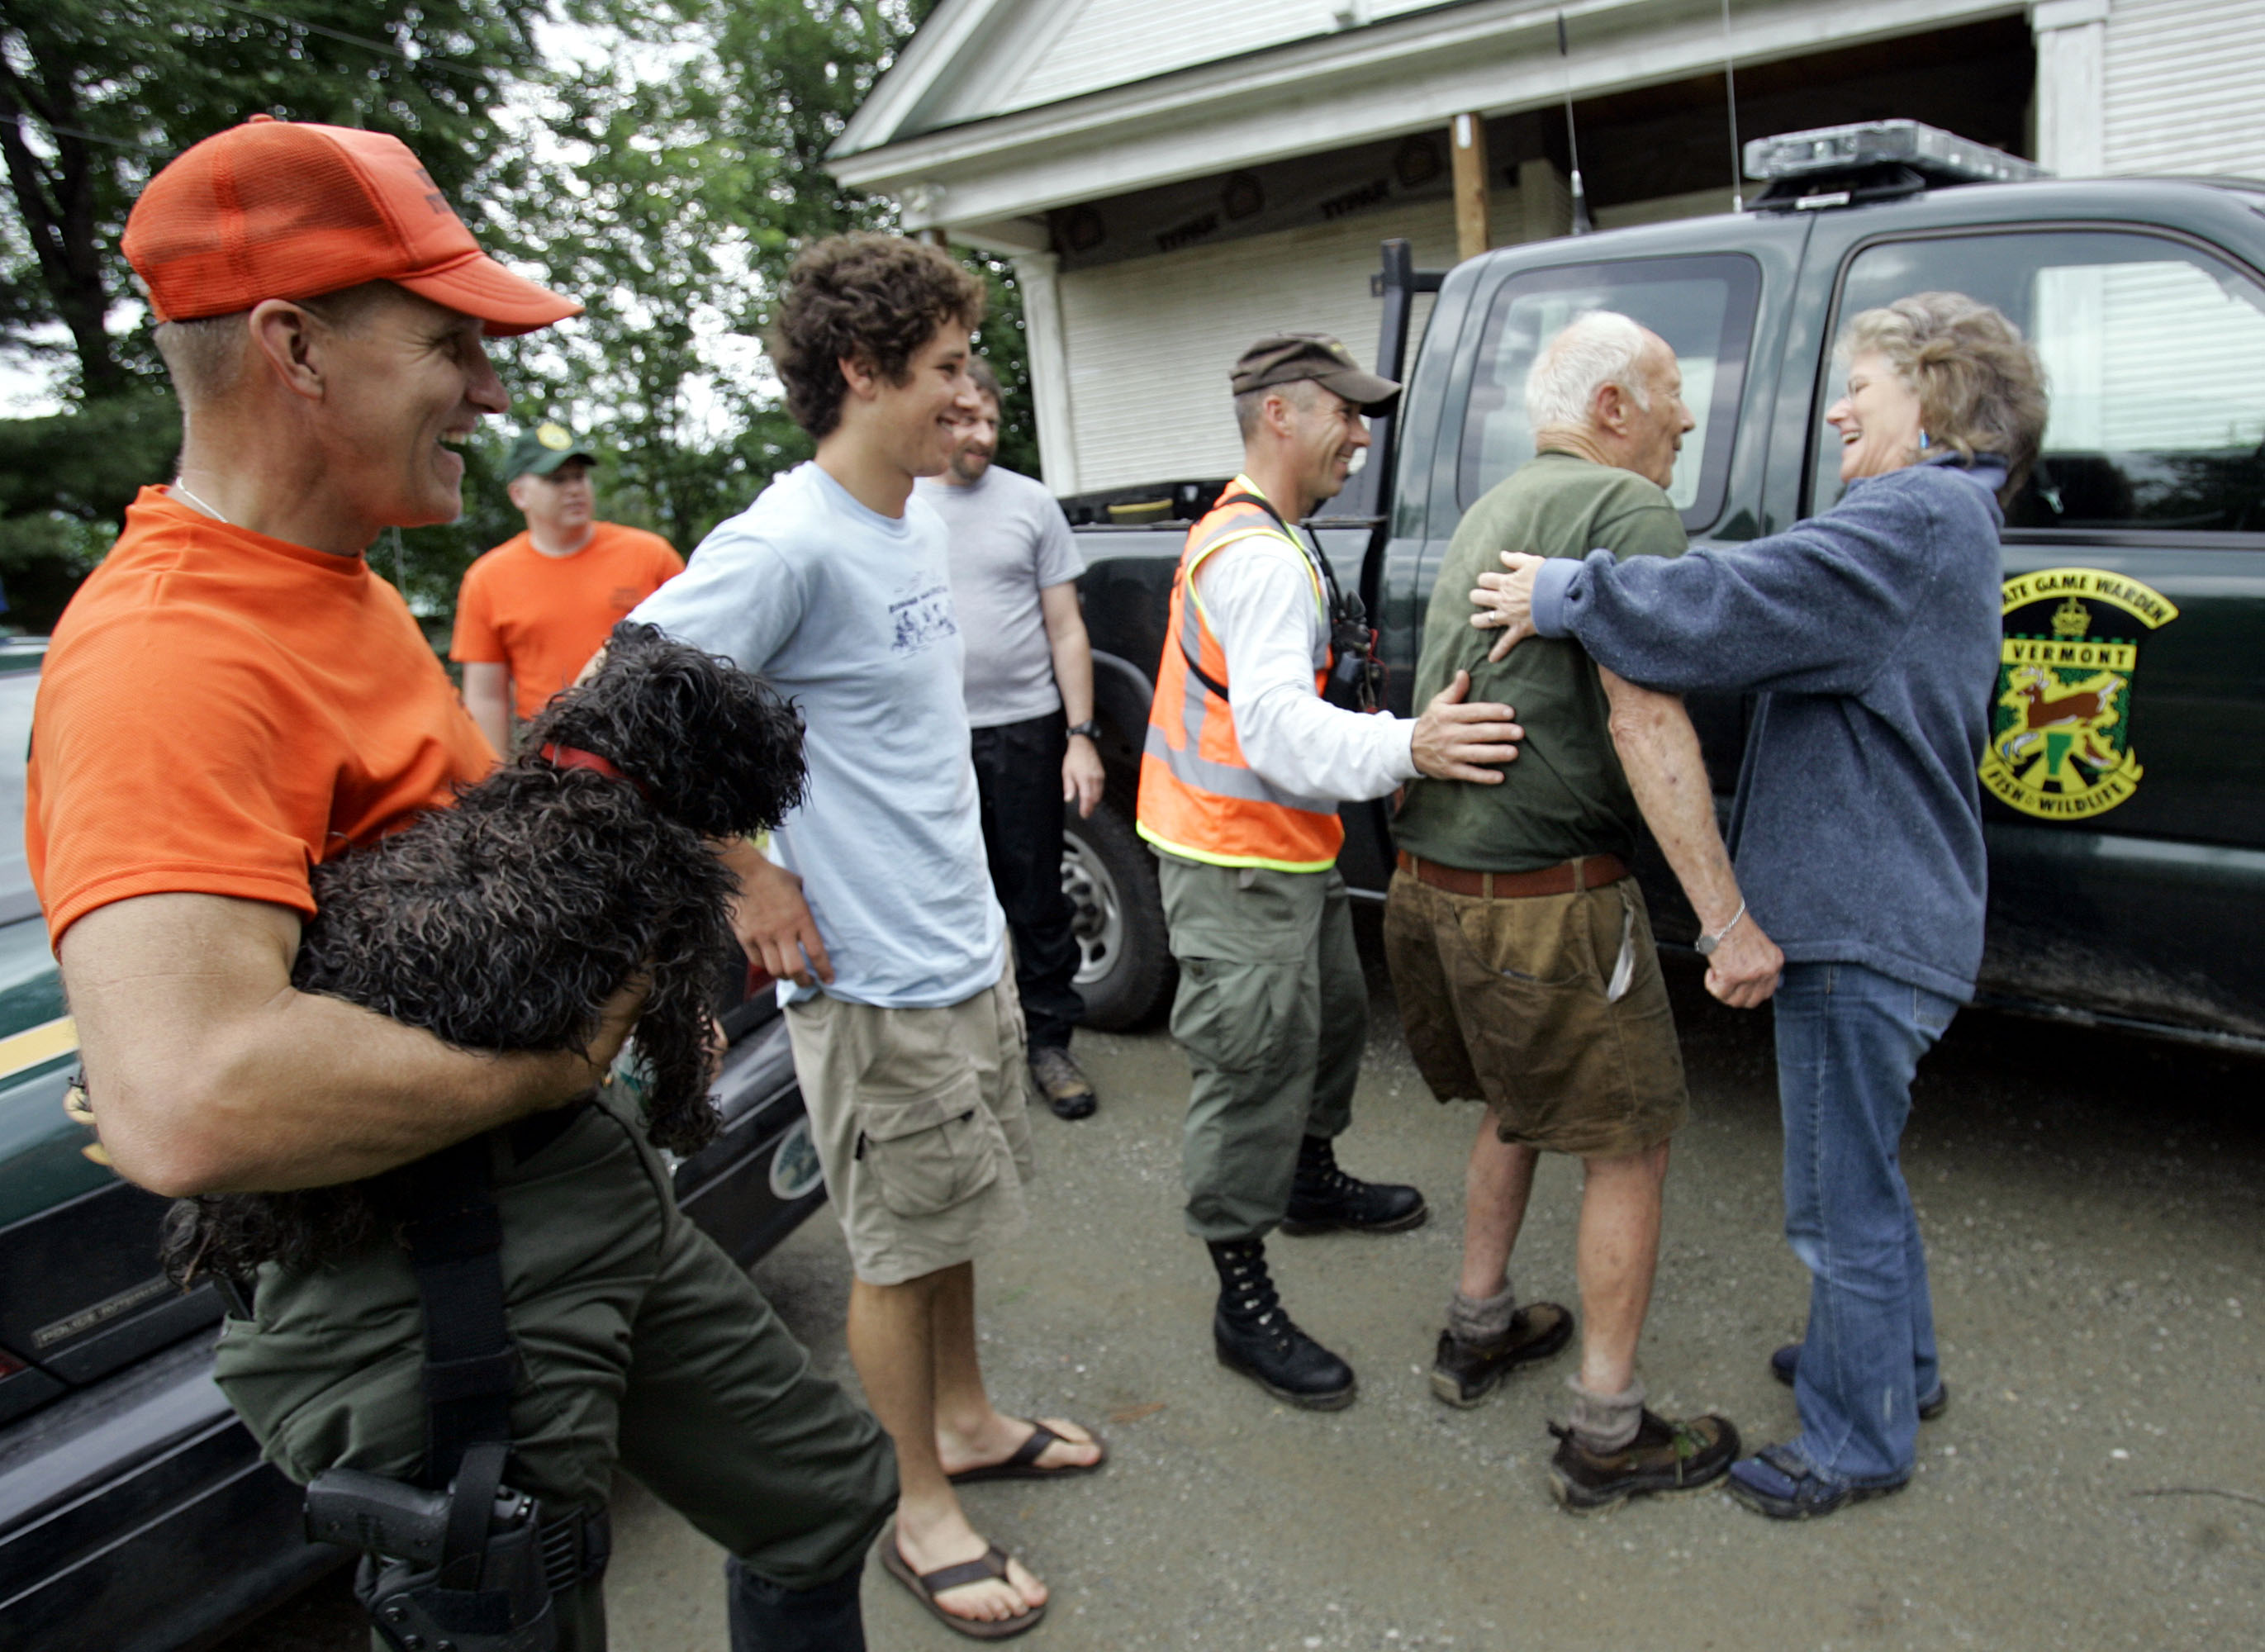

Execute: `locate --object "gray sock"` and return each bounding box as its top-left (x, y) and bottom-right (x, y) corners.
top-left (1448, 1283), bottom-right (1517, 1347)
top-left (1566, 1374), bottom-right (1647, 1455)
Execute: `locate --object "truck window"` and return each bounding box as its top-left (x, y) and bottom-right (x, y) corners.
top-left (1456, 254), bottom-right (1760, 532)
top-left (1814, 230), bottom-right (2265, 534)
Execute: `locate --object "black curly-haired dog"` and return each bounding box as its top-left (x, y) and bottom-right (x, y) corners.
top-left (162, 622), bottom-right (805, 1283)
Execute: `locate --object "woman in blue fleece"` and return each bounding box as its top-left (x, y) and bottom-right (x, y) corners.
top-left (1471, 292), bottom-right (2048, 1518)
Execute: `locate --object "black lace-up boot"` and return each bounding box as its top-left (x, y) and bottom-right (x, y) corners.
top-left (1207, 1239), bottom-right (1356, 1409)
top-left (1280, 1134), bottom-right (1428, 1236)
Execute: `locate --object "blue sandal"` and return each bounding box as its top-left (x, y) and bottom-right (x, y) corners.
top-left (1725, 1442), bottom-right (1907, 1520)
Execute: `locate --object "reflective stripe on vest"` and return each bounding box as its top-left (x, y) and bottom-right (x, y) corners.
top-left (1134, 481), bottom-right (1345, 874)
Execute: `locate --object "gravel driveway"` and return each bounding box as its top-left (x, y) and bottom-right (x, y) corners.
top-left (227, 927), bottom-right (2265, 1651)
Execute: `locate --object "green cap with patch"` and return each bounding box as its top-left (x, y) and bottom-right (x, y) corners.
top-left (503, 420), bottom-right (597, 482)
top-left (1229, 332), bottom-right (1400, 415)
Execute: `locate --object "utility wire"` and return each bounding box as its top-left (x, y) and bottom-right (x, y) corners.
top-left (2, 2), bottom-right (487, 166)
top-left (1, 113), bottom-right (157, 154)
top-left (200, 0), bottom-right (491, 81)
top-left (1721, 0), bottom-right (1744, 211)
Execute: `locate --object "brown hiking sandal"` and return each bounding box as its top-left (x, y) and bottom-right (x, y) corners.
top-left (1430, 1303), bottom-right (1574, 1408)
top-left (1028, 1045), bottom-right (1096, 1120)
top-left (1546, 1408), bottom-right (1741, 1515)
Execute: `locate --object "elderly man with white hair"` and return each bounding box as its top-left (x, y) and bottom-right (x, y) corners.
top-left (1384, 310), bottom-right (1780, 1512)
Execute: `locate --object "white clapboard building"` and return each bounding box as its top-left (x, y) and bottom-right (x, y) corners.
top-left (831, 0), bottom-right (2265, 498)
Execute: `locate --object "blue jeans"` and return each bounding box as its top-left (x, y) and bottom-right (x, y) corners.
top-left (1774, 961), bottom-right (1958, 1486)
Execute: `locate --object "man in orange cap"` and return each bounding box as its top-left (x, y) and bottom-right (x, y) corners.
top-left (31, 117), bottom-right (895, 1650)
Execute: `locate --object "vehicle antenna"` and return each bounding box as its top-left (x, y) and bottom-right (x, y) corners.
top-left (1556, 12), bottom-right (1593, 235)
top-left (1721, 0), bottom-right (1745, 212)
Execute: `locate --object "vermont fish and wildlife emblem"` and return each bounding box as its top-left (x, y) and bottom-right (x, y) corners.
top-left (1980, 567), bottom-right (2177, 821)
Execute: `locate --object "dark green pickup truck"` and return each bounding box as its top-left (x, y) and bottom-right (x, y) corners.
top-left (1056, 121), bottom-right (2265, 1058)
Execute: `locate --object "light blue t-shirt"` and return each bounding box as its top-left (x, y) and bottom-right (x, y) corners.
top-left (629, 462), bottom-right (1004, 1009)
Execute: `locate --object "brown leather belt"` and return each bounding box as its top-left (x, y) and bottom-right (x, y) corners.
top-left (1396, 849), bottom-right (1629, 900)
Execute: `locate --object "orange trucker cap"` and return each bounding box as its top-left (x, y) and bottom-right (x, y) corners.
top-left (122, 115), bottom-right (580, 336)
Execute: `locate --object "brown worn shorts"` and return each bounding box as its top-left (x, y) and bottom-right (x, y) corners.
top-left (1383, 867), bottom-right (1687, 1159)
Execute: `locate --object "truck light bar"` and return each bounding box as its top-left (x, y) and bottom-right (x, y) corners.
top-left (1745, 121), bottom-right (2047, 187)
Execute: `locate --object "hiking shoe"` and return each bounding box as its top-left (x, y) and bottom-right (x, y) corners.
top-left (1028, 1045), bottom-right (1096, 1121)
top-left (1280, 1136), bottom-right (1426, 1235)
top-left (1725, 1441), bottom-right (1908, 1521)
top-left (1547, 1408), bottom-right (1740, 1514)
top-left (1208, 1240), bottom-right (1356, 1409)
top-left (1769, 1343), bottom-right (1949, 1421)
top-left (1430, 1303), bottom-right (1575, 1408)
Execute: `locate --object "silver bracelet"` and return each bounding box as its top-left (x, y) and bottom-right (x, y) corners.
top-left (1696, 899), bottom-right (1747, 957)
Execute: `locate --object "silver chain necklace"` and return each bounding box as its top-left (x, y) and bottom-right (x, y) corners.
top-left (170, 480), bottom-right (230, 526)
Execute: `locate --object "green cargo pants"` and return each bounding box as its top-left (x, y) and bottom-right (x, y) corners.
top-left (1157, 853), bottom-right (1365, 1243)
top-left (212, 1080), bottom-right (897, 1650)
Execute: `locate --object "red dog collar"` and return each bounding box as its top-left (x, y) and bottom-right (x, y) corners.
top-left (539, 743), bottom-right (639, 791)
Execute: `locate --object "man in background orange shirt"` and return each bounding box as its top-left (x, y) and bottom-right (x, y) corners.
top-left (450, 422), bottom-right (682, 751)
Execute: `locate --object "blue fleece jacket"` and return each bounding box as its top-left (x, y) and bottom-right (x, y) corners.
top-left (1530, 453), bottom-right (2006, 1000)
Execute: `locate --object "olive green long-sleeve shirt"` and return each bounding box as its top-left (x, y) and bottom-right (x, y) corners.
top-left (1391, 451), bottom-right (1686, 874)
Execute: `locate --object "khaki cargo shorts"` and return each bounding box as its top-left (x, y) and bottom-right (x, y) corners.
top-left (785, 972), bottom-right (1037, 1287)
top-left (1384, 868), bottom-right (1687, 1160)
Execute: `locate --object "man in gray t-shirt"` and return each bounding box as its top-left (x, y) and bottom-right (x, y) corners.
top-left (914, 358), bottom-right (1106, 1119)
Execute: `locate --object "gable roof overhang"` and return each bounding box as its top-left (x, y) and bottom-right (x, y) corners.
top-left (833, 0), bottom-right (2026, 238)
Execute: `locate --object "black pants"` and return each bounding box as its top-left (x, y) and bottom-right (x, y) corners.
top-left (970, 712), bottom-right (1085, 1051)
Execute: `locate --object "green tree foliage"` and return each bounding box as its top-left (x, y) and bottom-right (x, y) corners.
top-left (0, 0), bottom-right (545, 396)
top-left (0, 0), bottom-right (544, 629)
top-left (965, 252), bottom-right (1038, 479)
top-left (0, 0), bottom-right (1039, 638)
top-left (0, 392), bottom-right (177, 629)
top-left (484, 0), bottom-right (1034, 569)
top-left (490, 35), bottom-right (829, 561)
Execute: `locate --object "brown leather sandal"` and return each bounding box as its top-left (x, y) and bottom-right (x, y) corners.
top-left (881, 1534), bottom-right (1047, 1640)
top-left (946, 1419), bottom-right (1109, 1485)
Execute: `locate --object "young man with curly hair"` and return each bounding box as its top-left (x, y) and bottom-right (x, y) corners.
top-left (631, 235), bottom-right (1102, 1639)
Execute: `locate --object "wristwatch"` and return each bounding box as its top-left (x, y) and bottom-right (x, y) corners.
top-left (1066, 720), bottom-right (1102, 742)
top-left (1695, 900), bottom-right (1748, 957)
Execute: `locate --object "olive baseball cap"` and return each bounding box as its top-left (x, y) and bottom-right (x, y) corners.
top-left (504, 421), bottom-right (597, 482)
top-left (1230, 332), bottom-right (1400, 415)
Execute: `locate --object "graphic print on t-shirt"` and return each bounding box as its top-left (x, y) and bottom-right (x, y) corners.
top-left (890, 582), bottom-right (958, 656)
top-left (624, 462), bottom-right (1003, 1009)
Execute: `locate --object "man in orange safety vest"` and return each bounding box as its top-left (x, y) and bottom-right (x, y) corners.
top-left (1136, 333), bottom-right (1525, 1408)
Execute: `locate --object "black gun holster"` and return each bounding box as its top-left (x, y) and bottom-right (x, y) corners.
top-left (302, 1120), bottom-right (609, 1652)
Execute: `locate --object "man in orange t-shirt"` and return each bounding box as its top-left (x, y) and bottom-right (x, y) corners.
top-left (31, 116), bottom-right (892, 1650)
top-left (451, 424), bottom-right (682, 751)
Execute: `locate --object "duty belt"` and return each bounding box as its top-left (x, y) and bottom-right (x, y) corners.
top-left (1396, 850), bottom-right (1630, 900)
